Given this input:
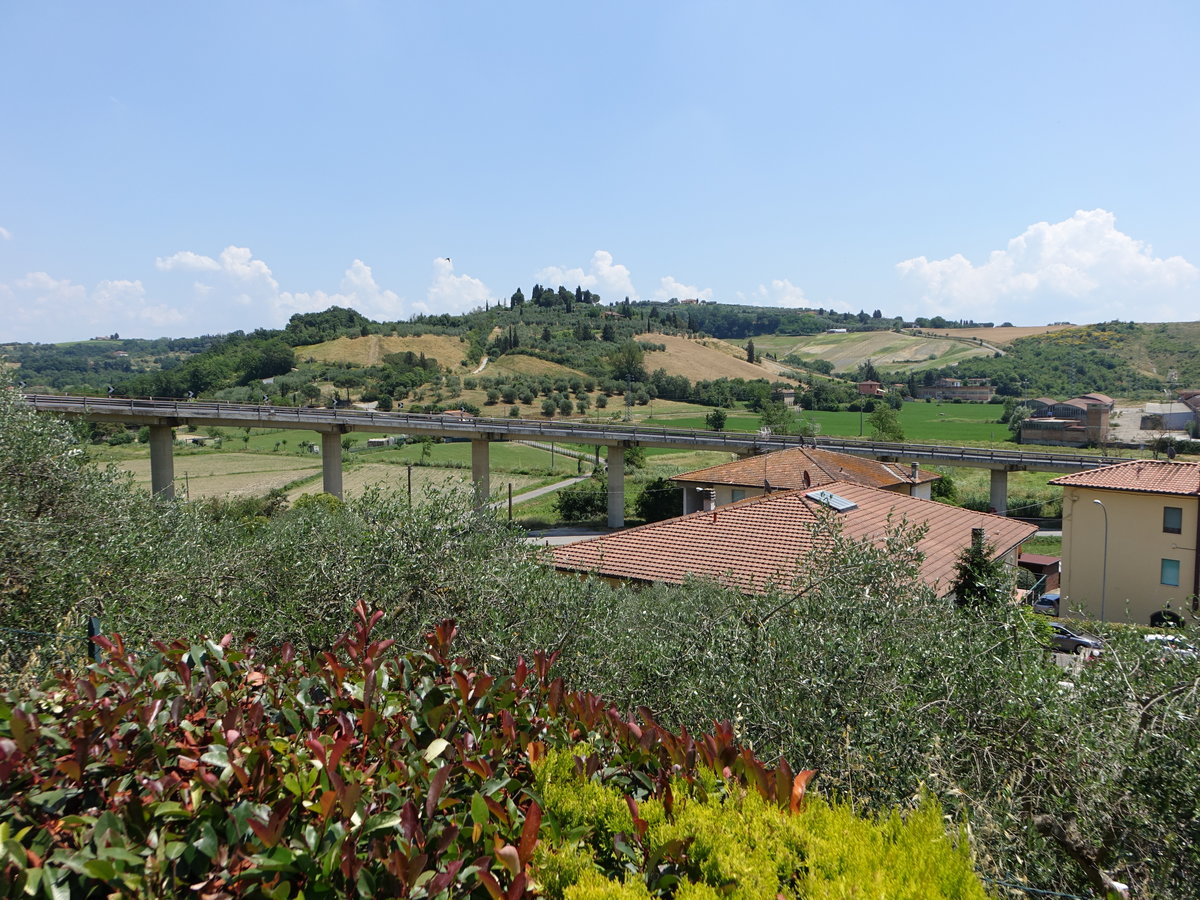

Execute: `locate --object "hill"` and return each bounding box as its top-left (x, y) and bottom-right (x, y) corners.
top-left (924, 324), bottom-right (1075, 344)
top-left (637, 333), bottom-right (799, 382)
top-left (299, 333), bottom-right (474, 370)
top-left (750, 330), bottom-right (993, 375)
top-left (485, 353), bottom-right (589, 379)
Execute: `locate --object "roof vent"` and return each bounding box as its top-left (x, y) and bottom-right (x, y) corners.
top-left (806, 490), bottom-right (858, 512)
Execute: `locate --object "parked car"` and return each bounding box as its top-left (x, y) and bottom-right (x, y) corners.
top-left (1032, 592), bottom-right (1060, 616)
top-left (1144, 633), bottom-right (1198, 660)
top-left (1048, 622), bottom-right (1104, 655)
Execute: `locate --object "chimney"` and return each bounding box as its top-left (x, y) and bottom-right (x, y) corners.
top-left (971, 527), bottom-right (985, 551)
top-left (910, 462), bottom-right (919, 481)
top-left (702, 489), bottom-right (716, 512)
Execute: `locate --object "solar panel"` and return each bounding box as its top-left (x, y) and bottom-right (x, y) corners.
top-left (805, 490), bottom-right (858, 512)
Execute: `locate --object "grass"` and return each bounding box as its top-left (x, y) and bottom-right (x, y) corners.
top-left (635, 334), bottom-right (797, 383)
top-left (1021, 535), bottom-right (1063, 556)
top-left (299, 334), bottom-right (476, 370)
top-left (746, 331), bottom-right (992, 375)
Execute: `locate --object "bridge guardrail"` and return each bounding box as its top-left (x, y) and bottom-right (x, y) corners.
top-left (24, 394), bottom-right (1121, 471)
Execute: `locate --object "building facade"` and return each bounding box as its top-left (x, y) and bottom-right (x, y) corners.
top-left (1050, 461), bottom-right (1200, 624)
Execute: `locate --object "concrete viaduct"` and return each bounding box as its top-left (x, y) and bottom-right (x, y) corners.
top-left (26, 394), bottom-right (1122, 528)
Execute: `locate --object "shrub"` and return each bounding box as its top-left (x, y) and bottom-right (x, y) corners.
top-left (0, 608), bottom-right (984, 899)
top-left (555, 476), bottom-right (608, 522)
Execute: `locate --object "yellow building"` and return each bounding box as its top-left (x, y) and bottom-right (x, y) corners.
top-left (1050, 461), bottom-right (1200, 625)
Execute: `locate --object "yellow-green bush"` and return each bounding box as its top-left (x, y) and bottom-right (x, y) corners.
top-left (533, 749), bottom-right (987, 899)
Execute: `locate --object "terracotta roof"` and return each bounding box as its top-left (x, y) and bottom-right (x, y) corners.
top-left (1049, 460), bottom-right (1200, 496)
top-left (1076, 392), bottom-right (1114, 406)
top-left (670, 447), bottom-right (939, 491)
top-left (552, 481), bottom-right (1036, 597)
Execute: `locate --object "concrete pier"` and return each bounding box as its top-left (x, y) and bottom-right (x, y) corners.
top-left (607, 445), bottom-right (625, 529)
top-left (149, 425), bottom-right (175, 499)
top-left (471, 439), bottom-right (490, 508)
top-left (321, 431), bottom-right (344, 499)
top-left (989, 468), bottom-right (1009, 516)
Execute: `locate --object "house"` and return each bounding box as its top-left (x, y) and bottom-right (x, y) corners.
top-left (1178, 390), bottom-right (1200, 431)
top-left (913, 378), bottom-right (993, 402)
top-left (856, 380), bottom-right (885, 397)
top-left (1019, 394), bottom-right (1111, 447)
top-left (670, 447), bottom-right (941, 513)
top-left (552, 482), bottom-right (1036, 598)
top-left (1049, 460), bottom-right (1200, 625)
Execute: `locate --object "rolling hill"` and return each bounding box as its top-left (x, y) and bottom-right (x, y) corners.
top-left (637, 334), bottom-right (799, 383)
top-left (298, 334), bottom-right (475, 370)
top-left (748, 330), bottom-right (993, 375)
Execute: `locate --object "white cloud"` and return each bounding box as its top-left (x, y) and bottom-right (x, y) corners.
top-left (426, 257), bottom-right (491, 313)
top-left (654, 275), bottom-right (712, 302)
top-left (745, 278), bottom-right (809, 307)
top-left (277, 259), bottom-right (410, 322)
top-left (1, 273), bottom-right (181, 340)
top-left (536, 250), bottom-right (638, 302)
top-left (896, 209), bottom-right (1199, 324)
top-left (0, 226), bottom-right (11, 240)
top-left (155, 250), bottom-right (221, 272)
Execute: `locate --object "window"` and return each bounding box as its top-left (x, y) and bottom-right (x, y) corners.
top-left (730, 489), bottom-right (746, 502)
top-left (1164, 506), bottom-right (1183, 534)
top-left (1161, 559), bottom-right (1181, 587)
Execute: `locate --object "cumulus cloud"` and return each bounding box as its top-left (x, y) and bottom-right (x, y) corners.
top-left (654, 275), bottom-right (712, 302)
top-left (741, 278), bottom-right (810, 307)
top-left (276, 259), bottom-right (409, 322)
top-left (2, 273), bottom-right (181, 340)
top-left (0, 226), bottom-right (12, 240)
top-left (426, 257), bottom-right (491, 313)
top-left (535, 250), bottom-right (638, 302)
top-left (896, 209), bottom-right (1199, 324)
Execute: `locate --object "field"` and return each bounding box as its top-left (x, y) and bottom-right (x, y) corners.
top-left (484, 355), bottom-right (589, 379)
top-left (747, 331), bottom-right (992, 375)
top-left (115, 453), bottom-right (321, 498)
top-left (636, 334), bottom-right (798, 382)
top-left (284, 463), bottom-right (549, 504)
top-left (924, 324), bottom-right (1077, 344)
top-left (298, 334), bottom-right (475, 370)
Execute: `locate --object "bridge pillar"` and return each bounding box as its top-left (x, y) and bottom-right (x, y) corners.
top-left (321, 432), bottom-right (344, 499)
top-left (607, 445), bottom-right (625, 529)
top-left (148, 425), bottom-right (175, 499)
top-left (471, 439), bottom-right (490, 508)
top-left (989, 468), bottom-right (1008, 516)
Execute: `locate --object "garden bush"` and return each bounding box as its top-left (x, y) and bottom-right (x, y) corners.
top-left (0, 607), bottom-right (985, 898)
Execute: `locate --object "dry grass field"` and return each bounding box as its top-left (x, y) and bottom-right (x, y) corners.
top-left (636, 334), bottom-right (798, 383)
top-left (284, 463), bottom-right (547, 504)
top-left (117, 453), bottom-right (322, 499)
top-left (924, 324), bottom-right (1077, 344)
top-left (298, 334), bottom-right (475, 370)
top-left (749, 331), bottom-right (993, 374)
top-left (485, 355), bottom-right (589, 379)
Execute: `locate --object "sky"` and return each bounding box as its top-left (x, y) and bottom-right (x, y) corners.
top-left (2, 1), bottom-right (1198, 343)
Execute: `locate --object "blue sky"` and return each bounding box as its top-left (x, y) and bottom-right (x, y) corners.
top-left (2, 1), bottom-right (1198, 342)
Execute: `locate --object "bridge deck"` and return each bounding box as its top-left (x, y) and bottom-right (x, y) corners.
top-left (26, 394), bottom-right (1120, 474)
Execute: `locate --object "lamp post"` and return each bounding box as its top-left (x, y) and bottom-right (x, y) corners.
top-left (1093, 499), bottom-right (1109, 622)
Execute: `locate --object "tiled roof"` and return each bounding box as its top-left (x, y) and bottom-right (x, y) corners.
top-left (1077, 392), bottom-right (1115, 406)
top-left (552, 481), bottom-right (1036, 597)
top-left (669, 447), bottom-right (939, 491)
top-left (1049, 460), bottom-right (1200, 496)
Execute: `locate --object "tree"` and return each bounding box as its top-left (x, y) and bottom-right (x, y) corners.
top-left (607, 341), bottom-right (646, 382)
top-left (634, 476), bottom-right (683, 523)
top-left (705, 408), bottom-right (727, 432)
top-left (858, 358), bottom-right (881, 384)
top-left (510, 287), bottom-right (525, 307)
top-left (758, 400), bottom-right (798, 435)
top-left (950, 528), bottom-right (1011, 608)
top-left (867, 405), bottom-right (904, 441)
top-left (541, 398), bottom-right (557, 417)
top-left (555, 475), bottom-right (608, 522)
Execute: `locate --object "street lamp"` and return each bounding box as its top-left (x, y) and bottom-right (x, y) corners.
top-left (1093, 499), bottom-right (1109, 622)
